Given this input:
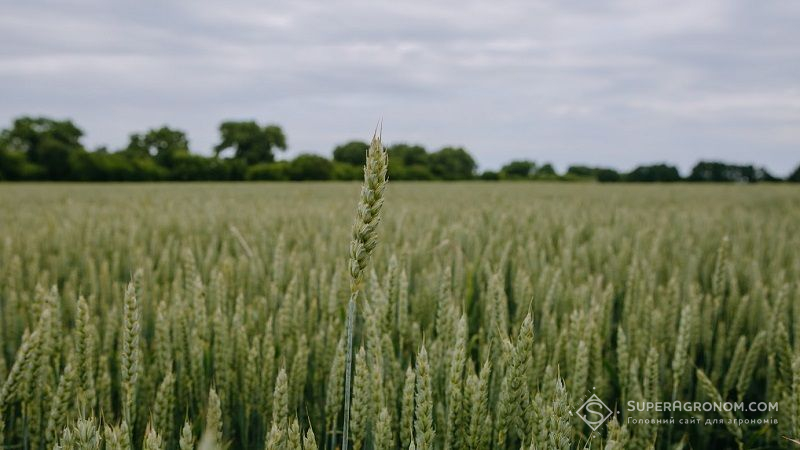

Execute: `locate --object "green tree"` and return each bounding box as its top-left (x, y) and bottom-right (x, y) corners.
top-left (125, 127), bottom-right (190, 168)
top-left (566, 165), bottom-right (598, 178)
top-left (389, 164), bottom-right (434, 180)
top-left (169, 154), bottom-right (239, 181)
top-left (0, 148), bottom-right (44, 180)
top-left (385, 144), bottom-right (431, 180)
top-left (428, 147), bottom-right (476, 180)
top-left (626, 164), bottom-right (681, 182)
top-left (536, 163), bottom-right (557, 177)
top-left (332, 162), bottom-right (363, 180)
top-left (596, 168), bottom-right (621, 182)
top-left (500, 160), bottom-right (536, 179)
top-left (66, 147), bottom-right (168, 181)
top-left (214, 121), bottom-right (286, 164)
top-left (0, 116), bottom-right (84, 179)
top-left (123, 134), bottom-right (152, 159)
top-left (688, 161), bottom-right (778, 183)
top-left (388, 144), bottom-right (428, 166)
top-left (246, 162), bottom-right (289, 181)
top-left (333, 141), bottom-right (369, 166)
top-left (789, 164), bottom-right (800, 182)
top-left (480, 170), bottom-right (500, 180)
top-left (288, 154), bottom-right (333, 180)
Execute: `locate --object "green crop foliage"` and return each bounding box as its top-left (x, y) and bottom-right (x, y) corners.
top-left (0, 181), bottom-right (798, 449)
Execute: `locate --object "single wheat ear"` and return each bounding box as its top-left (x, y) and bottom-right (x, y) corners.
top-left (342, 125), bottom-right (388, 450)
top-left (348, 126), bottom-right (389, 295)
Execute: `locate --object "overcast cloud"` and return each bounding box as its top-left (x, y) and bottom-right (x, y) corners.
top-left (1, 0), bottom-right (798, 174)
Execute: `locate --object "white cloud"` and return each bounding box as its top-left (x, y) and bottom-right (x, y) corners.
top-left (0, 0), bottom-right (798, 175)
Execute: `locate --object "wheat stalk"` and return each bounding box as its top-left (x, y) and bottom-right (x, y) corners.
top-left (143, 421), bottom-right (165, 450)
top-left (179, 420), bottom-right (195, 450)
top-left (342, 126), bottom-right (388, 450)
top-left (121, 281), bottom-right (141, 430)
top-left (414, 343), bottom-right (435, 450)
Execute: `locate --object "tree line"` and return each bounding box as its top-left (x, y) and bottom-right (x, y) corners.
top-left (1, 116), bottom-right (798, 182)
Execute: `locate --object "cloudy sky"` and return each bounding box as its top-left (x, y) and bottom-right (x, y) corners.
top-left (1, 0), bottom-right (798, 174)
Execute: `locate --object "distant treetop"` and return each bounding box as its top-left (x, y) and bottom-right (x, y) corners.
top-left (214, 121), bottom-right (286, 164)
top-left (332, 141), bottom-right (369, 166)
top-left (0, 115), bottom-right (796, 182)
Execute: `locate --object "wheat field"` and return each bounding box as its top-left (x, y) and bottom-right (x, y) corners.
top-left (0, 178), bottom-right (798, 449)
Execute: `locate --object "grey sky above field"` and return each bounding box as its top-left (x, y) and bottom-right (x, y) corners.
top-left (1, 0), bottom-right (799, 174)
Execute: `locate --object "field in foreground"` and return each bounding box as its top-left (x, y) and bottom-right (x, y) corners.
top-left (0, 182), bottom-right (799, 450)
